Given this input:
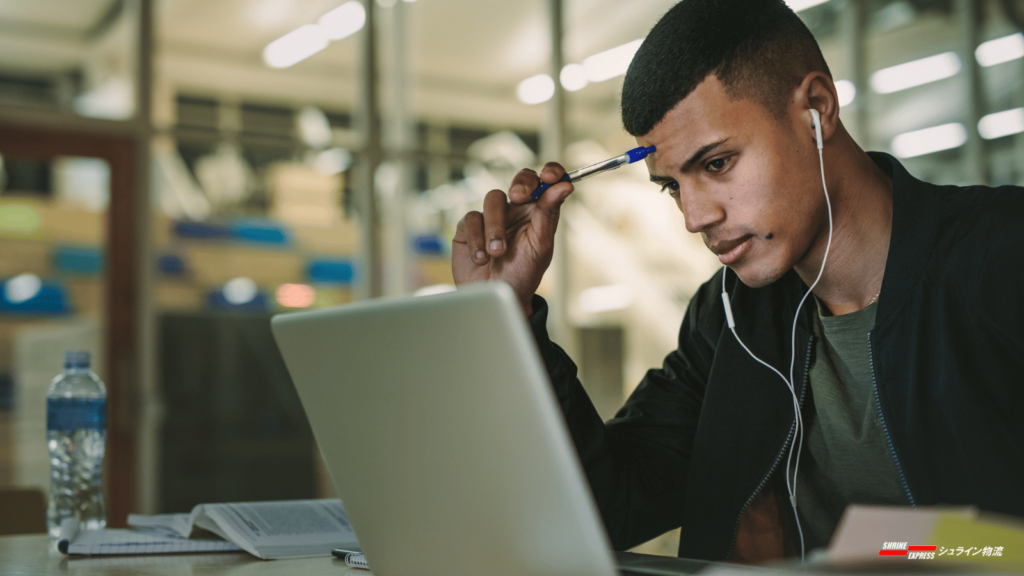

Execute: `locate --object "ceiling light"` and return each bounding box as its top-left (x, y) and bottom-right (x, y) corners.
top-left (891, 123), bottom-right (967, 158)
top-left (319, 1), bottom-right (367, 40)
top-left (785, 0), bottom-right (830, 11)
top-left (313, 148), bottom-right (353, 175)
top-left (263, 24), bottom-right (330, 68)
top-left (975, 33), bottom-right (1024, 67)
top-left (978, 108), bottom-right (1024, 140)
top-left (871, 52), bottom-right (961, 94)
top-left (583, 39), bottom-right (643, 83)
top-left (298, 106), bottom-right (333, 148)
top-left (223, 277), bottom-right (259, 305)
top-left (4, 273), bottom-right (42, 304)
top-left (517, 74), bottom-right (555, 105)
top-left (560, 64), bottom-right (588, 92)
top-left (835, 79), bottom-right (856, 107)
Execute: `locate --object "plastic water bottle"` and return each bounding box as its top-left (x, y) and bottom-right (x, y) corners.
top-left (46, 350), bottom-right (107, 537)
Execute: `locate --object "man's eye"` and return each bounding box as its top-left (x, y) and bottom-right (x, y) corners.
top-left (706, 157), bottom-right (730, 172)
top-left (659, 181), bottom-right (679, 194)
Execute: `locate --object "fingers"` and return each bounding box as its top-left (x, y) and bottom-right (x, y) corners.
top-left (483, 189), bottom-right (509, 257)
top-left (536, 161), bottom-right (574, 210)
top-left (462, 211), bottom-right (488, 264)
top-left (508, 162), bottom-right (572, 204)
top-left (539, 162), bottom-right (567, 182)
top-left (508, 168), bottom-right (541, 203)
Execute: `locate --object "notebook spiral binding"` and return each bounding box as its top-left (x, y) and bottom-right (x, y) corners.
top-left (345, 553), bottom-right (370, 570)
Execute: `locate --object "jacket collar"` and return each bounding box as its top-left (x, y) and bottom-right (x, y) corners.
top-left (775, 153), bottom-right (943, 333)
top-left (868, 152), bottom-right (944, 330)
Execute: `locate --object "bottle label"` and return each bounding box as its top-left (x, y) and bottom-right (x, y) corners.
top-left (47, 397), bottom-right (106, 431)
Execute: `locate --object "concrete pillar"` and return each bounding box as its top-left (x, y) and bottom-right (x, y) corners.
top-left (356, 0), bottom-right (384, 299)
top-left (544, 0), bottom-right (575, 355)
top-left (959, 0), bottom-right (987, 184)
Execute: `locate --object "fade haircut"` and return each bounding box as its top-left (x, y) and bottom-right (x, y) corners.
top-left (621, 0), bottom-right (831, 137)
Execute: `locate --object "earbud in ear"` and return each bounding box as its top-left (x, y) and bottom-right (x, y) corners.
top-left (810, 109), bottom-right (823, 151)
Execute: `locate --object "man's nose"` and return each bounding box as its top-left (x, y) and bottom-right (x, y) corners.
top-left (678, 189), bottom-right (724, 234)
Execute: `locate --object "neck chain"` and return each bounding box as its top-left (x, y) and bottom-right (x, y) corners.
top-left (868, 289), bottom-right (881, 305)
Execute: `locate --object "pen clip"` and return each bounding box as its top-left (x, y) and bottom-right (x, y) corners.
top-left (530, 173), bottom-right (572, 201)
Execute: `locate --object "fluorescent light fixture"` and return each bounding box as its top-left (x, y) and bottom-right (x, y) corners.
top-left (4, 273), bottom-right (42, 304)
top-left (891, 123), bottom-right (967, 158)
top-left (313, 147), bottom-right (353, 175)
top-left (785, 0), bottom-right (830, 11)
top-left (578, 284), bottom-right (634, 314)
top-left (517, 74), bottom-right (555, 105)
top-left (583, 39), bottom-right (643, 83)
top-left (560, 64), bottom-right (588, 92)
top-left (264, 24), bottom-right (330, 68)
top-left (871, 52), bottom-right (961, 94)
top-left (223, 277), bottom-right (259, 305)
top-left (298, 106), bottom-right (333, 148)
top-left (835, 79), bottom-right (856, 107)
top-left (319, 1), bottom-right (366, 40)
top-left (978, 108), bottom-right (1024, 140)
top-left (976, 33), bottom-right (1024, 67)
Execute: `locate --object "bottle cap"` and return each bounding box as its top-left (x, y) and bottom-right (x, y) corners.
top-left (64, 350), bottom-right (90, 369)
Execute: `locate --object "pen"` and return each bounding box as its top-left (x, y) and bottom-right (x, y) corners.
top-left (530, 145), bottom-right (656, 201)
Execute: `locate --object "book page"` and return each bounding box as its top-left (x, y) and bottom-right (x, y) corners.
top-left (127, 513), bottom-right (193, 539)
top-left (197, 498), bottom-right (360, 559)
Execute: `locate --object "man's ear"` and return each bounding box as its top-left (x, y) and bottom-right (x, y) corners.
top-left (794, 72), bottom-right (839, 145)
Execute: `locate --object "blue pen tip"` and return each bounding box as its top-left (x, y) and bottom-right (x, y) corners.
top-left (626, 145), bottom-right (656, 163)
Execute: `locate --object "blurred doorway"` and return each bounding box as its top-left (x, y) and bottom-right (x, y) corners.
top-left (0, 122), bottom-right (140, 528)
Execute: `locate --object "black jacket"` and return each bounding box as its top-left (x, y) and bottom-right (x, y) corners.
top-left (529, 153), bottom-right (1024, 562)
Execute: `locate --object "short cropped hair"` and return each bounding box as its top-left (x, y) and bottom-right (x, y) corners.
top-left (621, 0), bottom-right (832, 136)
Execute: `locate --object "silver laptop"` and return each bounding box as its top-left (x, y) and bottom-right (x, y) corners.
top-left (271, 281), bottom-right (618, 576)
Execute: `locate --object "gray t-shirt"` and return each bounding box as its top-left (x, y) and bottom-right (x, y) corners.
top-left (795, 299), bottom-right (908, 552)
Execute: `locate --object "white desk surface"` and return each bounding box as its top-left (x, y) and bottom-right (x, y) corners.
top-left (0, 534), bottom-right (369, 576)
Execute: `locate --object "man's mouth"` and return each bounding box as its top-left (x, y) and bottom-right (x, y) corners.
top-left (712, 235), bottom-right (753, 265)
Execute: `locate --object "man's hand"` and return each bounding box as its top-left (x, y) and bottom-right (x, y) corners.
top-left (452, 163), bottom-right (574, 317)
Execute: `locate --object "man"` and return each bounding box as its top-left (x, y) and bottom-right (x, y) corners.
top-left (451, 0), bottom-right (1024, 563)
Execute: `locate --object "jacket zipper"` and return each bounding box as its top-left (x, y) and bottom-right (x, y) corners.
top-left (725, 337), bottom-right (813, 559)
top-left (866, 331), bottom-right (916, 505)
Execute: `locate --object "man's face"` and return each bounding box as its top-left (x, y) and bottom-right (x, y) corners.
top-left (636, 75), bottom-right (826, 288)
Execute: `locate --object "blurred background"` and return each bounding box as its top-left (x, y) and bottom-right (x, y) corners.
top-left (0, 0), bottom-right (1021, 553)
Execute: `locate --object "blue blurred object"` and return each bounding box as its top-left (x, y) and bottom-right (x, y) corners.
top-left (206, 290), bottom-right (269, 312)
top-left (307, 259), bottom-right (356, 285)
top-left (231, 220), bottom-right (290, 246)
top-left (0, 281), bottom-right (71, 315)
top-left (157, 254), bottom-right (187, 277)
top-left (173, 221), bottom-right (232, 240)
top-left (54, 246), bottom-right (104, 275)
top-left (412, 235), bottom-right (446, 256)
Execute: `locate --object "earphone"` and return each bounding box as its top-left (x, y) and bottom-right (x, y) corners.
top-left (720, 108), bottom-right (832, 561)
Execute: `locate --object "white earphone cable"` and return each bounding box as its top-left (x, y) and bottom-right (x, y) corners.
top-left (720, 124), bottom-right (833, 562)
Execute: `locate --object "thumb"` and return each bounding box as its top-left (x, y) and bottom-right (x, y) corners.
top-left (531, 181), bottom-right (573, 238)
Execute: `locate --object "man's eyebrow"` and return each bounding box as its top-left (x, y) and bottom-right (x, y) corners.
top-left (680, 138), bottom-right (730, 172)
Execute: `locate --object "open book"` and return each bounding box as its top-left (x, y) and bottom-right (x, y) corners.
top-left (59, 498), bottom-right (360, 559)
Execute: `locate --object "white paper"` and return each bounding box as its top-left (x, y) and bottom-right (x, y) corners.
top-left (65, 527), bottom-right (242, 555)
